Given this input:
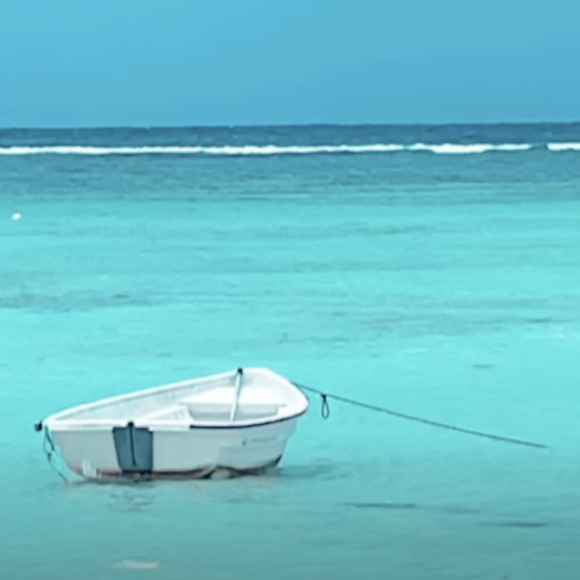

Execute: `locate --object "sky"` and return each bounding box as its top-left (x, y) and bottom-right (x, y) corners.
top-left (0, 0), bottom-right (579, 127)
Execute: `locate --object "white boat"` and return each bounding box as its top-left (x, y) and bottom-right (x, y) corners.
top-left (35, 367), bottom-right (310, 480)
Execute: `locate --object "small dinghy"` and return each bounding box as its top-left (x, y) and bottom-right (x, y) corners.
top-left (35, 367), bottom-right (309, 480)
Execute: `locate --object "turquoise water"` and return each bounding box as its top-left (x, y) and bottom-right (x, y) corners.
top-left (2, 124), bottom-right (580, 579)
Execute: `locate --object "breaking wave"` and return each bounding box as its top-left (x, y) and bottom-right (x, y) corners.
top-left (546, 142), bottom-right (580, 151)
top-left (0, 143), bottom-right (578, 156)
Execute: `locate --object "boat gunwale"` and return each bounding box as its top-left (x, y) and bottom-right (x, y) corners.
top-left (45, 407), bottom-right (309, 432)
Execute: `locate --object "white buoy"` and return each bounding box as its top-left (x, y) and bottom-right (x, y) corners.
top-left (12, 213), bottom-right (21, 221)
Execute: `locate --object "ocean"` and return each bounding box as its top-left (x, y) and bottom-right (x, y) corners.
top-left (1, 123), bottom-right (580, 579)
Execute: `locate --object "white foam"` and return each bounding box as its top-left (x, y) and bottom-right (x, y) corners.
top-left (0, 146), bottom-right (206, 155)
top-left (547, 143), bottom-right (580, 151)
top-left (410, 143), bottom-right (533, 154)
top-left (0, 143), bottom-right (537, 156)
top-left (0, 144), bottom-right (405, 156)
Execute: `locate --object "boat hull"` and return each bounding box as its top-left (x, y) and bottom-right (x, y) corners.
top-left (49, 415), bottom-right (302, 479)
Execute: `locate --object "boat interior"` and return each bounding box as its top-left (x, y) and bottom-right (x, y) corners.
top-left (47, 368), bottom-right (307, 427)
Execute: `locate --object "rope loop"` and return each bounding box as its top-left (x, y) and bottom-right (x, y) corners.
top-left (320, 394), bottom-right (330, 419)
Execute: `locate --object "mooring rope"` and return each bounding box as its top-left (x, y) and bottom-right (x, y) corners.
top-left (41, 427), bottom-right (70, 483)
top-left (293, 382), bottom-right (549, 450)
top-left (38, 426), bottom-right (82, 484)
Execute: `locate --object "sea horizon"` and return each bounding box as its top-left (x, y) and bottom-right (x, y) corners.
top-left (1, 119), bottom-right (580, 131)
